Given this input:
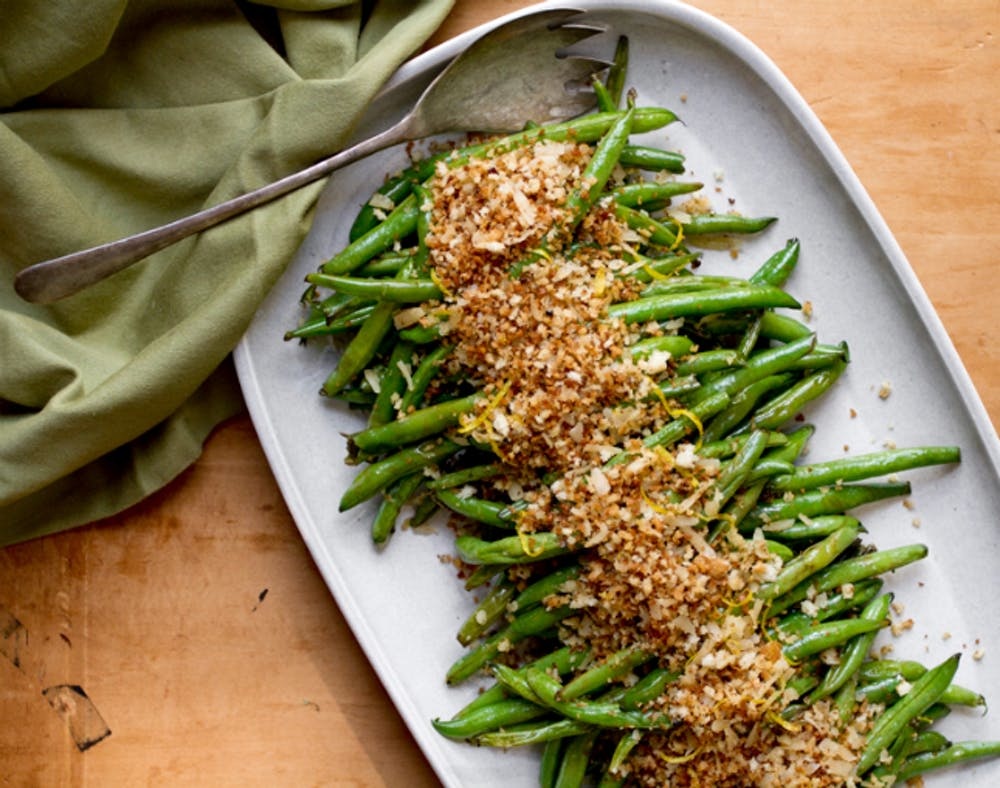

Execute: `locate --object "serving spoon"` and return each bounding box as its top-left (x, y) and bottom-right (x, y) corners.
top-left (14, 9), bottom-right (612, 304)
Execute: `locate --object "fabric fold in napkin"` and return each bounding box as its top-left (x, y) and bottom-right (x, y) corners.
top-left (0, 0), bottom-right (455, 546)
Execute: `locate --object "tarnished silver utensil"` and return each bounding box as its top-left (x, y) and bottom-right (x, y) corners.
top-left (14, 9), bottom-right (612, 304)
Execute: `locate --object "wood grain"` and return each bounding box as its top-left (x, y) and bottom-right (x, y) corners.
top-left (2, 1), bottom-right (997, 784)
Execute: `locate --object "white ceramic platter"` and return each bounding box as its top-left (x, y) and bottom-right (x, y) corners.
top-left (234, 2), bottom-right (1000, 784)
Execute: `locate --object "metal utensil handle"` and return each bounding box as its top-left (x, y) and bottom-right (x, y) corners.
top-left (13, 119), bottom-right (411, 304)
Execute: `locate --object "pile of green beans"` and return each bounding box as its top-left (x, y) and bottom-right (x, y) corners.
top-left (288, 41), bottom-right (999, 787)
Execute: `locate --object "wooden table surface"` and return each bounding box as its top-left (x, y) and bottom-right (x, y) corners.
top-left (3, 1), bottom-right (997, 785)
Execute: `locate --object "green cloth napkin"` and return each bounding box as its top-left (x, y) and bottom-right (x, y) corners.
top-left (0, 0), bottom-right (455, 546)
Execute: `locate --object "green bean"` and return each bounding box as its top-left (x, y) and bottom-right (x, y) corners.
top-left (350, 393), bottom-right (480, 453)
top-left (907, 729), bottom-right (952, 756)
top-left (698, 430), bottom-right (789, 459)
top-left (766, 540), bottom-right (795, 562)
top-left (398, 343), bottom-right (452, 414)
top-left (772, 578), bottom-right (884, 638)
top-left (306, 273), bottom-right (442, 303)
top-left (354, 250), bottom-right (415, 277)
top-left (697, 309), bottom-right (814, 344)
top-left (782, 617), bottom-right (886, 663)
top-left (322, 193), bottom-right (420, 275)
top-left (807, 592), bottom-right (893, 701)
top-left (856, 675), bottom-right (921, 704)
top-left (455, 531), bottom-right (569, 566)
top-left (614, 203), bottom-right (682, 248)
top-left (711, 424), bottom-right (813, 537)
top-left (684, 334), bottom-right (816, 407)
top-left (321, 300), bottom-right (397, 397)
top-left (736, 360), bottom-right (845, 432)
top-left (348, 156), bottom-right (440, 241)
top-left (456, 578), bottom-right (515, 645)
top-left (521, 667), bottom-right (672, 729)
top-left (765, 543), bottom-right (927, 618)
top-left (714, 429), bottom-right (771, 505)
top-left (612, 180), bottom-right (704, 208)
top-left (553, 731), bottom-right (598, 788)
top-left (369, 340), bottom-right (415, 427)
top-left (285, 307), bottom-right (363, 339)
top-left (475, 718), bottom-right (593, 747)
top-left (736, 314), bottom-right (763, 358)
top-left (597, 772), bottom-right (626, 788)
top-left (681, 213), bottom-right (777, 236)
top-left (618, 144), bottom-right (686, 173)
top-left (757, 521), bottom-right (862, 600)
top-left (426, 462), bottom-right (501, 490)
top-left (939, 683), bottom-right (986, 708)
top-left (762, 514), bottom-right (861, 542)
top-left (628, 334), bottom-right (694, 360)
top-left (767, 425), bottom-right (813, 455)
top-left (608, 730), bottom-right (643, 774)
top-left (712, 479), bottom-right (766, 539)
top-left (303, 286), bottom-right (358, 317)
top-left (856, 653), bottom-right (961, 774)
top-left (625, 251), bottom-right (701, 283)
top-left (461, 107), bottom-right (678, 160)
top-left (744, 458), bottom-right (795, 483)
top-left (739, 481), bottom-right (912, 533)
top-left (327, 387), bottom-right (377, 406)
top-left (339, 438), bottom-right (462, 510)
top-left (453, 646), bottom-right (589, 719)
top-left (702, 373), bottom-right (795, 443)
top-left (592, 76), bottom-right (615, 114)
top-left (857, 674), bottom-right (985, 708)
top-left (673, 349), bottom-right (743, 376)
top-left (307, 302), bottom-right (379, 336)
top-left (435, 489), bottom-right (511, 529)
top-left (913, 703), bottom-right (952, 732)
top-left (569, 107), bottom-right (635, 226)
top-left (371, 472), bottom-right (423, 543)
top-left (769, 445), bottom-right (961, 492)
top-left (896, 740), bottom-right (1000, 781)
top-left (834, 672), bottom-right (859, 723)
top-left (463, 563), bottom-right (504, 590)
top-left (409, 497), bottom-right (439, 530)
top-left (778, 342), bottom-right (850, 370)
top-left (858, 659), bottom-right (928, 683)
top-left (497, 498), bottom-right (529, 521)
top-left (619, 668), bottom-right (680, 710)
top-left (514, 565), bottom-right (581, 611)
top-left (540, 739), bottom-right (564, 788)
top-left (446, 604), bottom-right (575, 685)
top-left (749, 237), bottom-right (800, 287)
top-left (641, 273), bottom-right (752, 297)
top-left (604, 35), bottom-right (629, 108)
top-left (432, 698), bottom-right (547, 740)
top-left (560, 647), bottom-right (653, 701)
top-left (397, 321), bottom-right (444, 344)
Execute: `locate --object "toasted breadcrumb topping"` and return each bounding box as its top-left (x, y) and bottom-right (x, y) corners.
top-left (425, 138), bottom-right (874, 785)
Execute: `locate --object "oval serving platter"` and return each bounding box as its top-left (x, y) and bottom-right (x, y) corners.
top-left (234, 2), bottom-right (1000, 785)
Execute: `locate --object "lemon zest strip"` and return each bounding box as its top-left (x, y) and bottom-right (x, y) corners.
top-left (516, 519), bottom-right (546, 558)
top-left (428, 267), bottom-right (454, 300)
top-left (656, 745), bottom-right (702, 765)
top-left (458, 380), bottom-right (511, 435)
